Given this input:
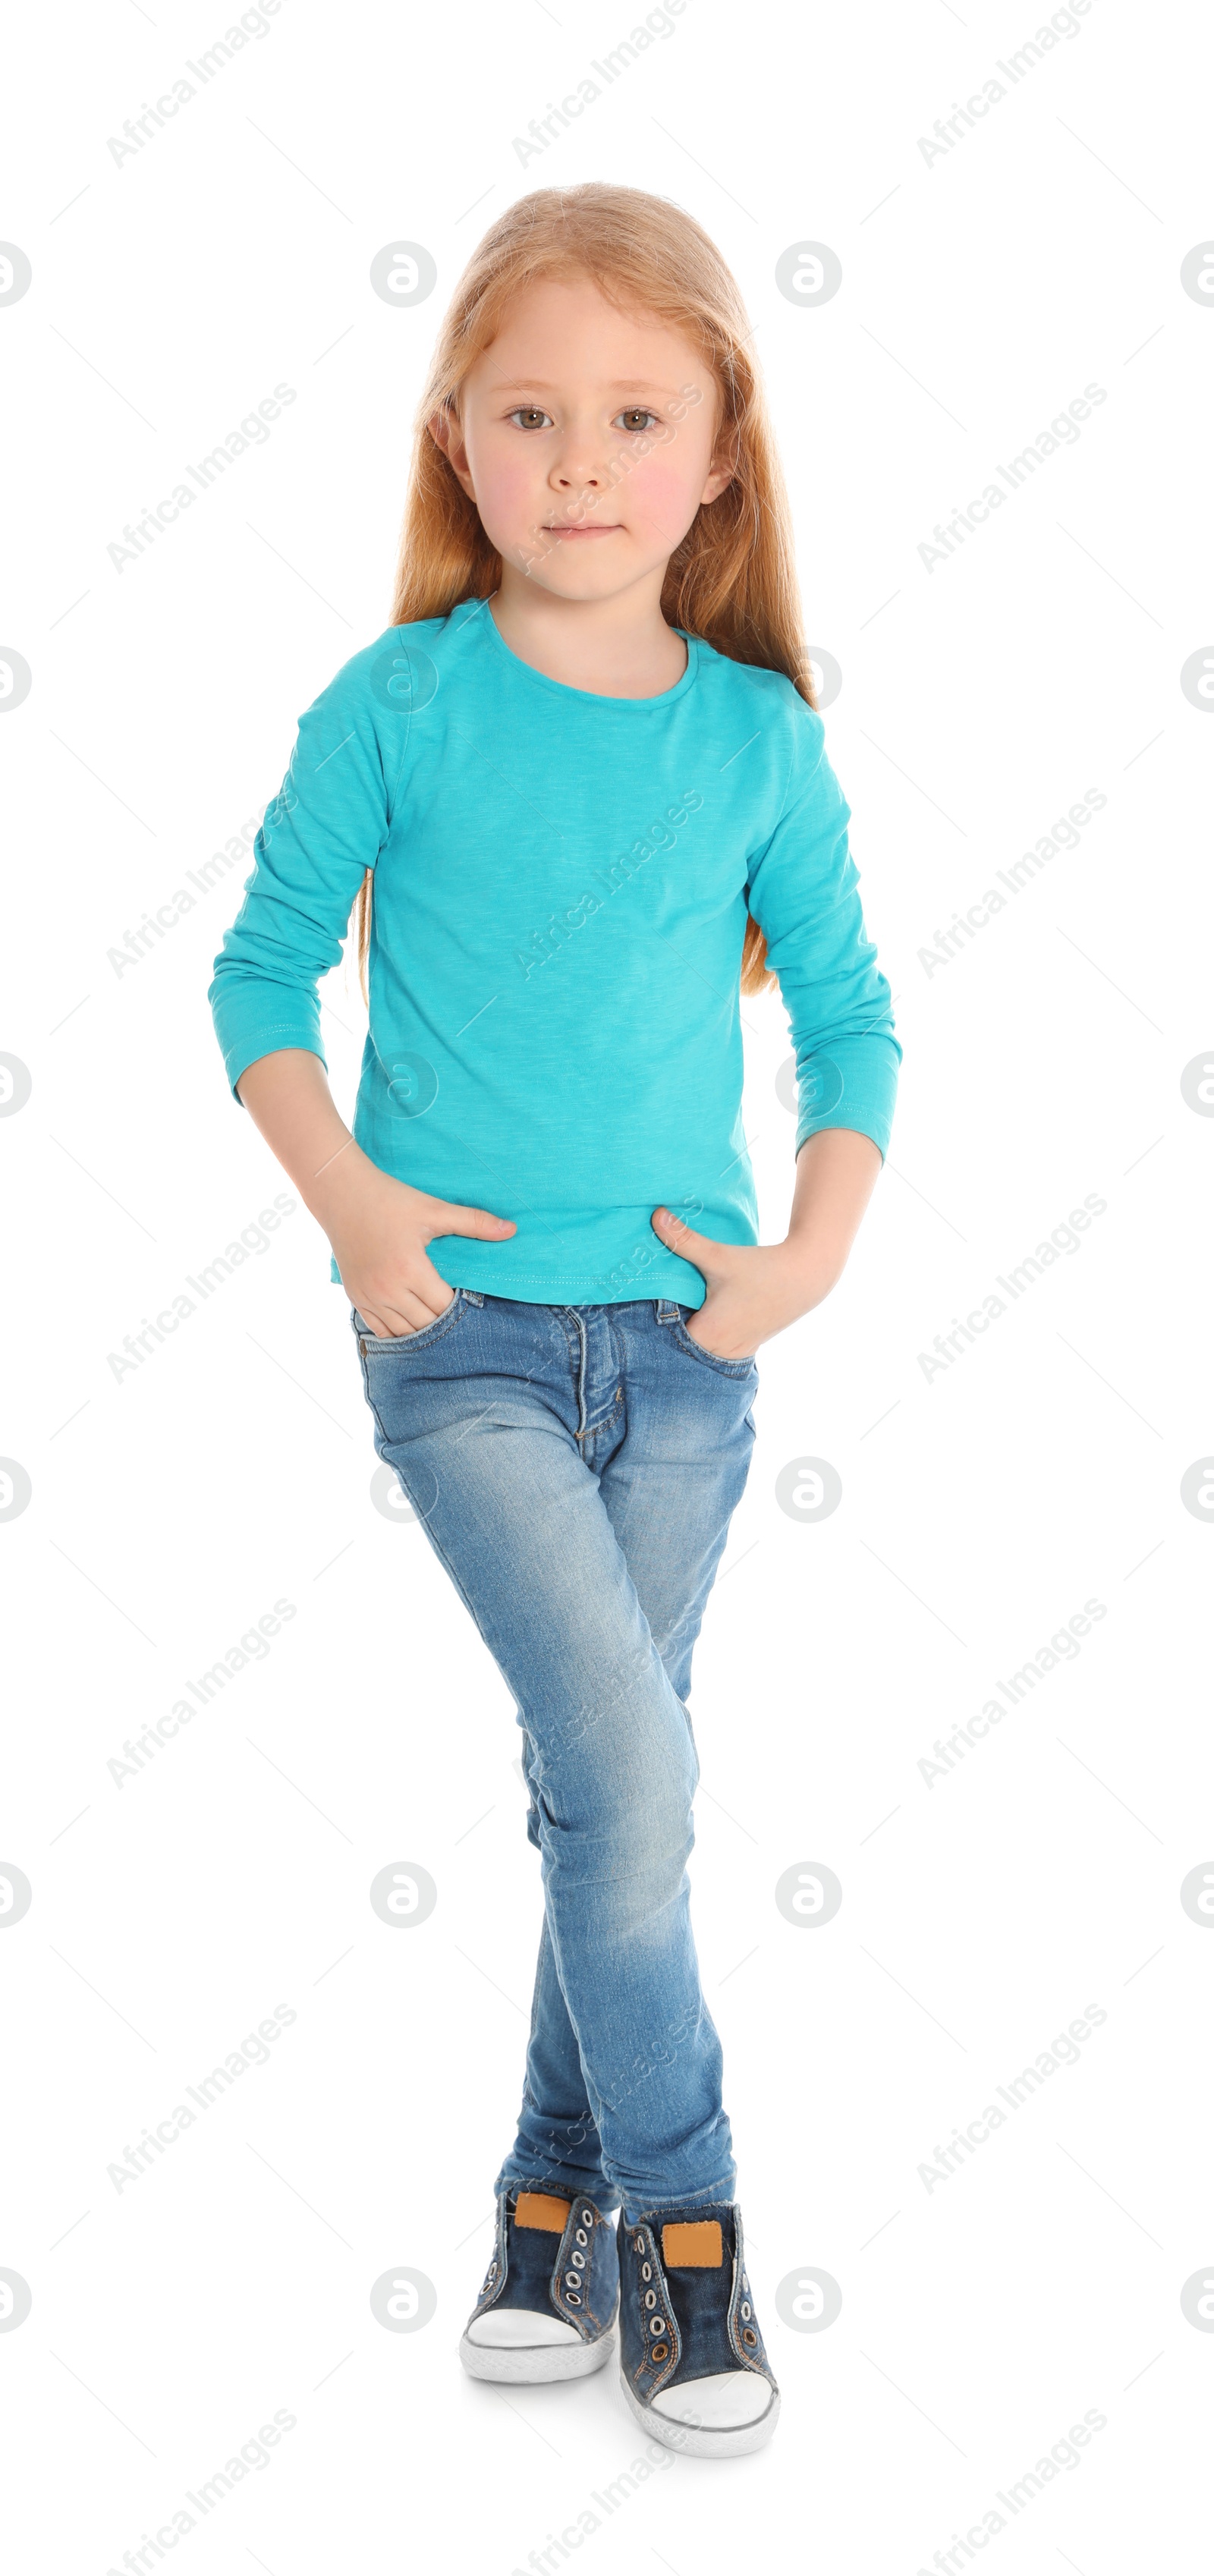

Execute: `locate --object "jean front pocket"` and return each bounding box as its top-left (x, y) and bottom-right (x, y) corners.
top-left (352, 1289), bottom-right (467, 1357)
top-left (671, 1316), bottom-right (759, 1379)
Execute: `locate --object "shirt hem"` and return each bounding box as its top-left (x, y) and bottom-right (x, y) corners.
top-left (332, 1261), bottom-right (707, 1307)
top-left (448, 1280), bottom-right (696, 1294)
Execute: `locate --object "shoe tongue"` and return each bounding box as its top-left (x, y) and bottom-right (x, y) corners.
top-left (649, 2213), bottom-right (738, 2382)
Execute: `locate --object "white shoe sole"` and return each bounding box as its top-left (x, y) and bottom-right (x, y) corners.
top-left (459, 2324), bottom-right (617, 2384)
top-left (618, 2366), bottom-right (780, 2457)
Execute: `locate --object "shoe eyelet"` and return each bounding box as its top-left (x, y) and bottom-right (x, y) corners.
top-left (640, 2260), bottom-right (652, 2280)
top-left (567, 2291), bottom-right (581, 2306)
top-left (634, 2236), bottom-right (644, 2254)
top-left (565, 2270), bottom-right (580, 2287)
top-left (741, 2301), bottom-right (751, 2320)
top-left (742, 2325), bottom-right (758, 2347)
top-left (649, 2317), bottom-right (665, 2335)
top-left (650, 2342), bottom-right (668, 2362)
top-left (580, 2208), bottom-right (594, 2226)
top-left (574, 2228), bottom-right (588, 2246)
top-left (487, 2262), bottom-right (497, 2279)
top-left (571, 2250), bottom-right (586, 2267)
top-left (644, 2289), bottom-right (656, 2307)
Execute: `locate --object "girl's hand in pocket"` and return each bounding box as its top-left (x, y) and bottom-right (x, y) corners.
top-left (234, 1049), bottom-right (515, 1337)
top-left (317, 1148), bottom-right (515, 1338)
top-left (651, 1208), bottom-right (833, 1357)
top-left (652, 1131), bottom-right (882, 1358)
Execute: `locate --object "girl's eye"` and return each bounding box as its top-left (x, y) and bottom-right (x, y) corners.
top-left (616, 408), bottom-right (659, 433)
top-left (508, 407), bottom-right (552, 431)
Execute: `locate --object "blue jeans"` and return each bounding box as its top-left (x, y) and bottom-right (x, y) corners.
top-left (353, 1290), bottom-right (758, 2225)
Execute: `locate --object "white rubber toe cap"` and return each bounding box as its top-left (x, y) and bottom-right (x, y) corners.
top-left (466, 2307), bottom-right (582, 2349)
top-left (650, 2369), bottom-right (774, 2430)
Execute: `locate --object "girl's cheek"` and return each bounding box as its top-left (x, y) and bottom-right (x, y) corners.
top-left (470, 450), bottom-right (543, 537)
top-left (627, 454), bottom-right (712, 544)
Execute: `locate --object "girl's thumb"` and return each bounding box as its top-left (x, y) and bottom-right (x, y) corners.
top-left (439, 1202), bottom-right (517, 1238)
top-left (651, 1205), bottom-right (723, 1274)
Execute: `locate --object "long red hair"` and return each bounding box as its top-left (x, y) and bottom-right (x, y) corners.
top-left (355, 181), bottom-right (817, 998)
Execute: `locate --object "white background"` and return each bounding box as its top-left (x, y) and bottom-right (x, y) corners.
top-left (2, 0), bottom-right (1212, 2568)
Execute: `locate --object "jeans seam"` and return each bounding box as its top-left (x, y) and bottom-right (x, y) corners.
top-left (571, 1307), bottom-right (587, 1437)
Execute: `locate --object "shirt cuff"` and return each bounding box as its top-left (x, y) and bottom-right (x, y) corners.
top-left (219, 1017), bottom-right (328, 1101)
top-left (793, 1036), bottom-right (900, 1162)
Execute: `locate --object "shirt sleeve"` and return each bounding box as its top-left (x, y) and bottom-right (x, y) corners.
top-left (208, 651), bottom-right (404, 1098)
top-left (745, 692), bottom-right (901, 1160)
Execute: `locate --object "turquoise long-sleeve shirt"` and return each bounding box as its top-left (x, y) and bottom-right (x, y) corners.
top-left (209, 599), bottom-right (900, 1307)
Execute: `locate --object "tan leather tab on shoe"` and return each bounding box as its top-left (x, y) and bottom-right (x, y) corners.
top-left (514, 2191), bottom-right (571, 2233)
top-left (662, 2219), bottom-right (723, 2268)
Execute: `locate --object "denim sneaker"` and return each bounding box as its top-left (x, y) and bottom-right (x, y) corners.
top-left (459, 2188), bottom-right (619, 2383)
top-left (618, 2201), bottom-right (779, 2455)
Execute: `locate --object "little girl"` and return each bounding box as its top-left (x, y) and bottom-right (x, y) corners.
top-left (210, 183), bottom-right (898, 2458)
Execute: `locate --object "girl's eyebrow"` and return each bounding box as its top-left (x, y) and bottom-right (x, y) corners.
top-left (492, 379), bottom-right (684, 397)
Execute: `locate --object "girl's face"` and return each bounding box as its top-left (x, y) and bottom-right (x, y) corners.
top-left (432, 275), bottom-right (733, 601)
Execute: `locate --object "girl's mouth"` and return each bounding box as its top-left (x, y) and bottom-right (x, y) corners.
top-left (542, 524), bottom-right (621, 539)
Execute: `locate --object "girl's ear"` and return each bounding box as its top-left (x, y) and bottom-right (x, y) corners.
top-left (700, 425), bottom-right (739, 508)
top-left (429, 403), bottom-right (475, 497)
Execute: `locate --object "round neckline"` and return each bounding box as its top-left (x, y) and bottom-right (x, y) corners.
top-left (473, 595), bottom-right (700, 709)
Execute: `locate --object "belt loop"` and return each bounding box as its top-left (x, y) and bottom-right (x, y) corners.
top-left (656, 1298), bottom-right (681, 1325)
